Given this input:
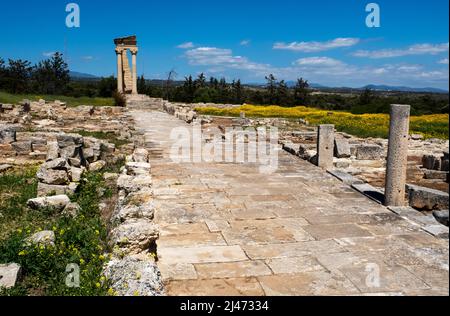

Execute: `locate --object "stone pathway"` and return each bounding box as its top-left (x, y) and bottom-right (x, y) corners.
top-left (131, 109), bottom-right (449, 296)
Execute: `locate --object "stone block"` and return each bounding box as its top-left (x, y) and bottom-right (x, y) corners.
top-left (407, 184), bottom-right (449, 211)
top-left (109, 219), bottom-right (159, 255)
top-left (27, 195), bottom-right (70, 212)
top-left (56, 133), bottom-right (83, 148)
top-left (103, 257), bottom-right (164, 296)
top-left (433, 210), bottom-right (449, 226)
top-left (26, 231), bottom-right (55, 247)
top-left (12, 141), bottom-right (32, 154)
top-left (132, 148), bottom-right (149, 163)
top-left (334, 138), bottom-right (351, 158)
top-left (89, 160), bottom-right (106, 172)
top-left (46, 141), bottom-right (59, 161)
top-left (423, 170), bottom-right (448, 180)
top-left (37, 183), bottom-right (75, 197)
top-left (422, 155), bottom-right (441, 170)
top-left (0, 126), bottom-right (17, 144)
top-left (356, 145), bottom-right (383, 160)
top-left (37, 168), bottom-right (69, 185)
top-left (0, 263), bottom-right (22, 289)
top-left (317, 125), bottom-right (334, 169)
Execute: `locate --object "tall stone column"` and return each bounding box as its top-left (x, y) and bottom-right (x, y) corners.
top-left (385, 104), bottom-right (411, 206)
top-left (317, 124), bottom-right (335, 170)
top-left (115, 48), bottom-right (123, 93)
top-left (131, 48), bottom-right (138, 95)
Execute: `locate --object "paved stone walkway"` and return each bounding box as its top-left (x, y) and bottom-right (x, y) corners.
top-left (132, 109), bottom-right (449, 296)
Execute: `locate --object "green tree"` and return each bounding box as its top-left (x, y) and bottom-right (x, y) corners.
top-left (276, 80), bottom-right (291, 106)
top-left (265, 74), bottom-right (277, 104)
top-left (294, 78), bottom-right (310, 105)
top-left (32, 52), bottom-right (69, 94)
top-left (183, 75), bottom-right (196, 102)
top-left (0, 58), bottom-right (5, 89)
top-left (359, 88), bottom-right (373, 105)
top-left (195, 73), bottom-right (207, 88)
top-left (232, 79), bottom-right (244, 104)
top-left (5, 59), bottom-right (32, 93)
top-left (137, 75), bottom-right (147, 94)
top-left (98, 76), bottom-right (117, 97)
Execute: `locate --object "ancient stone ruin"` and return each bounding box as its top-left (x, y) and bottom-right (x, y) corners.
top-left (114, 35), bottom-right (139, 95)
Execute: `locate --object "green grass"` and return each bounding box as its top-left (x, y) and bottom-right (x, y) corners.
top-left (0, 165), bottom-right (123, 296)
top-left (0, 91), bottom-right (114, 107)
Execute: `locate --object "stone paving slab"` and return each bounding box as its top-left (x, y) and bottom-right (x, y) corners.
top-left (132, 110), bottom-right (449, 296)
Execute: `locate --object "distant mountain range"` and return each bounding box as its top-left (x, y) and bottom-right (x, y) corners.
top-left (69, 71), bottom-right (449, 94)
top-left (69, 71), bottom-right (99, 79)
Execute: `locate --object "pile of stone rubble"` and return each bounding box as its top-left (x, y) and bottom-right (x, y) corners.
top-left (103, 148), bottom-right (164, 296)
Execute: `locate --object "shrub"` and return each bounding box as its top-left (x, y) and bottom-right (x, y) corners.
top-left (112, 91), bottom-right (126, 107)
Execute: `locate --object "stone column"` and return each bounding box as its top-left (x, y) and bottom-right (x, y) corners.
top-left (131, 48), bottom-right (138, 95)
top-left (115, 48), bottom-right (123, 93)
top-left (317, 124), bottom-right (334, 170)
top-left (385, 104), bottom-right (411, 206)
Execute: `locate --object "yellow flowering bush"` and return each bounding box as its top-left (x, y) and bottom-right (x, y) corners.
top-left (195, 104), bottom-right (449, 139)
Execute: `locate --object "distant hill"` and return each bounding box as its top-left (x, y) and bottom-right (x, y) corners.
top-left (68, 72), bottom-right (448, 94)
top-left (362, 84), bottom-right (448, 94)
top-left (69, 71), bottom-right (99, 79)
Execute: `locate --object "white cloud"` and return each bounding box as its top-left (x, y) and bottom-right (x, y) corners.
top-left (273, 38), bottom-right (360, 52)
top-left (240, 40), bottom-right (251, 46)
top-left (42, 52), bottom-right (56, 57)
top-left (182, 45), bottom-right (448, 89)
top-left (295, 57), bottom-right (343, 67)
top-left (353, 43), bottom-right (449, 58)
top-left (185, 47), bottom-right (272, 73)
top-left (177, 42), bottom-right (195, 49)
top-left (82, 56), bottom-right (94, 61)
top-left (438, 58), bottom-right (449, 65)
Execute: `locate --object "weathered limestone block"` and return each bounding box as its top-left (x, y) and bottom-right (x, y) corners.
top-left (0, 164), bottom-right (13, 173)
top-left (42, 158), bottom-right (70, 170)
top-left (117, 174), bottom-right (153, 194)
top-left (37, 167), bottom-right (69, 185)
top-left (0, 126), bottom-right (17, 144)
top-left (282, 142), bottom-right (299, 156)
top-left (12, 141), bottom-right (32, 155)
top-left (298, 144), bottom-right (316, 160)
top-left (317, 125), bottom-right (334, 170)
top-left (46, 141), bottom-right (59, 161)
top-left (334, 138), bottom-right (351, 158)
top-left (27, 195), bottom-right (70, 212)
top-left (103, 257), bottom-right (164, 296)
top-left (111, 202), bottom-right (155, 224)
top-left (126, 162), bottom-right (151, 176)
top-left (26, 231), bottom-right (55, 247)
top-left (356, 145), bottom-right (383, 160)
top-left (89, 160), bottom-right (106, 172)
top-left (0, 263), bottom-right (22, 289)
top-left (422, 155), bottom-right (441, 171)
top-left (56, 133), bottom-right (83, 148)
top-left (37, 183), bottom-right (77, 197)
top-left (109, 219), bottom-right (159, 255)
top-left (424, 170), bottom-right (448, 180)
top-left (433, 210), bottom-right (449, 226)
top-left (60, 145), bottom-right (82, 160)
top-left (132, 148), bottom-right (149, 163)
top-left (62, 202), bottom-right (81, 218)
top-left (69, 167), bottom-right (84, 182)
top-left (407, 184), bottom-right (449, 211)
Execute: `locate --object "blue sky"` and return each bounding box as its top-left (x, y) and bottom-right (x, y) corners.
top-left (0, 0), bottom-right (448, 89)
